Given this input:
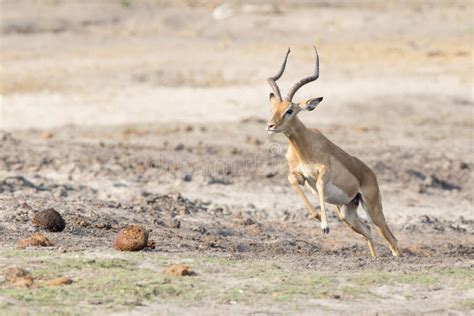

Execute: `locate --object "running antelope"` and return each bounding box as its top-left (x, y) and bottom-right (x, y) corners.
top-left (266, 47), bottom-right (399, 257)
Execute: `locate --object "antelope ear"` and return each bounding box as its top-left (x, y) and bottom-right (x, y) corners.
top-left (269, 93), bottom-right (279, 104)
top-left (300, 97), bottom-right (323, 111)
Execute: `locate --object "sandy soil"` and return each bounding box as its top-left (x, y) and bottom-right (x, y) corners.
top-left (0, 0), bottom-right (473, 314)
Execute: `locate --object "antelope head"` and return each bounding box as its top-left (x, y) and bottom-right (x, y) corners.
top-left (266, 47), bottom-right (323, 134)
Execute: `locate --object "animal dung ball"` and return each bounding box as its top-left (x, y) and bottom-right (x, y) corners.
top-left (17, 233), bottom-right (54, 248)
top-left (4, 267), bottom-right (34, 288)
top-left (163, 264), bottom-right (194, 277)
top-left (32, 208), bottom-right (66, 232)
top-left (114, 225), bottom-right (149, 251)
top-left (47, 277), bottom-right (73, 287)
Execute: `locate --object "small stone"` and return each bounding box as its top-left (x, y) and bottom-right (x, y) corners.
top-left (246, 136), bottom-right (262, 146)
top-left (41, 131), bottom-right (54, 139)
top-left (175, 143), bottom-right (185, 151)
top-left (95, 222), bottom-right (111, 230)
top-left (146, 240), bottom-right (156, 249)
top-left (172, 219), bottom-right (181, 229)
top-left (154, 219), bottom-right (166, 226)
top-left (193, 226), bottom-right (206, 234)
top-left (242, 218), bottom-right (256, 226)
top-left (132, 205), bottom-right (145, 213)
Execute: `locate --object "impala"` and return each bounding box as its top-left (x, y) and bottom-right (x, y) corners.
top-left (266, 47), bottom-right (399, 257)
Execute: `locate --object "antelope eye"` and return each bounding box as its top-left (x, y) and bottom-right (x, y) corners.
top-left (285, 109), bottom-right (293, 115)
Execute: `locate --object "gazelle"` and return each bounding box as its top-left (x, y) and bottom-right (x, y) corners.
top-left (266, 47), bottom-right (399, 257)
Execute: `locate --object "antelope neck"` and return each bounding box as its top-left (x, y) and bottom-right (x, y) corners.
top-left (285, 117), bottom-right (311, 155)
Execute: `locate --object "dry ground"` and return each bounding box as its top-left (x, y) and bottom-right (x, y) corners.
top-left (0, 0), bottom-right (473, 315)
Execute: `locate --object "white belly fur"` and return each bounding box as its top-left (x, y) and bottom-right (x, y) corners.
top-left (298, 164), bottom-right (352, 205)
top-left (323, 181), bottom-right (351, 205)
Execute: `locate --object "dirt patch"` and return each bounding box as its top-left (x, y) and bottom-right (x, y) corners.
top-left (0, 130), bottom-right (471, 259)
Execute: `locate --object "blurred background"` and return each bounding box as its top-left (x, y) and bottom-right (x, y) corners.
top-left (1, 0), bottom-right (472, 129)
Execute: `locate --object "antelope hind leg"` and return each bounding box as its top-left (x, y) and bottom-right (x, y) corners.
top-left (360, 185), bottom-right (399, 257)
top-left (337, 198), bottom-right (377, 258)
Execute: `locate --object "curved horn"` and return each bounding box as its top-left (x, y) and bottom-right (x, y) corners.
top-left (285, 46), bottom-right (319, 101)
top-left (267, 47), bottom-right (290, 100)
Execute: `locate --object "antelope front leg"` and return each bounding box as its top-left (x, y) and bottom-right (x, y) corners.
top-left (288, 173), bottom-right (321, 221)
top-left (317, 169), bottom-right (331, 234)
top-left (307, 168), bottom-right (330, 234)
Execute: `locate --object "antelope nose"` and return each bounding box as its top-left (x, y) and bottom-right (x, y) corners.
top-left (267, 123), bottom-right (275, 130)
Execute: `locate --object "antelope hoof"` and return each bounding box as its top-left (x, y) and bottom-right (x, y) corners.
top-left (321, 225), bottom-right (330, 234)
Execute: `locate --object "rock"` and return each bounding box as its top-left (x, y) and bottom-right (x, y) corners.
top-left (192, 226), bottom-right (207, 234)
top-left (47, 277), bottom-right (73, 287)
top-left (113, 225), bottom-right (149, 251)
top-left (216, 227), bottom-right (233, 237)
top-left (424, 175), bottom-right (461, 191)
top-left (17, 233), bottom-right (54, 248)
top-left (420, 214), bottom-right (434, 224)
top-left (32, 208), bottom-right (66, 232)
top-left (95, 222), bottom-right (111, 230)
top-left (163, 264), bottom-right (194, 277)
top-left (175, 143), bottom-right (185, 151)
top-left (426, 50), bottom-right (445, 57)
top-left (146, 240), bottom-right (157, 249)
top-left (172, 219), bottom-right (181, 228)
top-left (242, 218), bottom-right (256, 226)
top-left (4, 267), bottom-right (34, 288)
top-left (41, 131), bottom-right (54, 139)
top-left (245, 136), bottom-right (262, 146)
top-left (406, 169), bottom-right (426, 180)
